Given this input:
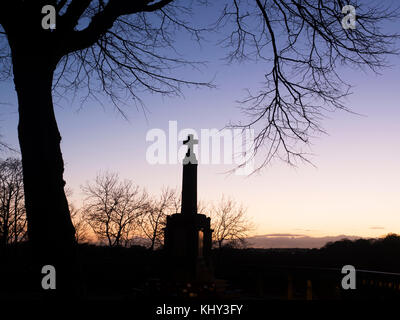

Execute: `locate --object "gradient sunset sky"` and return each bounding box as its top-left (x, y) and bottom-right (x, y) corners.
top-left (0, 1), bottom-right (399, 239)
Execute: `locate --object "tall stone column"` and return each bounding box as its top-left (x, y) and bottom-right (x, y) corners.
top-left (181, 134), bottom-right (198, 215)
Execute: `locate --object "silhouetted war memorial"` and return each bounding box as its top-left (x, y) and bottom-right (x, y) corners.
top-left (164, 134), bottom-right (213, 282)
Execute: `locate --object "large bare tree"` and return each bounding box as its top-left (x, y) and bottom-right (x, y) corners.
top-left (70, 206), bottom-right (90, 244)
top-left (0, 0), bottom-right (211, 271)
top-left (210, 196), bottom-right (253, 249)
top-left (82, 172), bottom-right (148, 247)
top-left (65, 188), bottom-right (90, 243)
top-left (0, 0), bottom-right (397, 290)
top-left (139, 187), bottom-right (177, 250)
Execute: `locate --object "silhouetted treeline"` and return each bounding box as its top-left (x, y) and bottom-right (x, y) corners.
top-left (323, 233), bottom-right (400, 253)
top-left (214, 234), bottom-right (400, 273)
top-left (0, 158), bottom-right (26, 247)
top-left (1, 166), bottom-right (253, 251)
top-left (2, 233), bottom-right (400, 299)
top-left (318, 233), bottom-right (400, 272)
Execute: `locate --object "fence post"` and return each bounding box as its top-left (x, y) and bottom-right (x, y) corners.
top-left (288, 275), bottom-right (293, 300)
top-left (306, 279), bottom-right (313, 300)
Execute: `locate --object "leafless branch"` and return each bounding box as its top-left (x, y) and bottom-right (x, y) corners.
top-left (82, 171), bottom-right (148, 246)
top-left (220, 0), bottom-right (399, 169)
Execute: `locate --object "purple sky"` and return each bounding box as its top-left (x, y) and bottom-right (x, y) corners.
top-left (1, 1), bottom-right (399, 239)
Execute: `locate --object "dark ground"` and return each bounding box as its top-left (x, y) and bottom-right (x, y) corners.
top-left (1, 234), bottom-right (400, 300)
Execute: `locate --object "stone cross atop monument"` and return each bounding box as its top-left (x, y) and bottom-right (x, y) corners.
top-left (183, 134), bottom-right (198, 165)
top-left (163, 133), bottom-right (213, 282)
top-left (181, 134), bottom-right (198, 215)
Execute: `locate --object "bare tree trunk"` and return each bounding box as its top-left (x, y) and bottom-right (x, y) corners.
top-left (3, 196), bottom-right (10, 245)
top-left (13, 193), bottom-right (18, 243)
top-left (149, 220), bottom-right (159, 251)
top-left (0, 214), bottom-right (7, 247)
top-left (11, 45), bottom-right (76, 294)
top-left (149, 234), bottom-right (156, 251)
